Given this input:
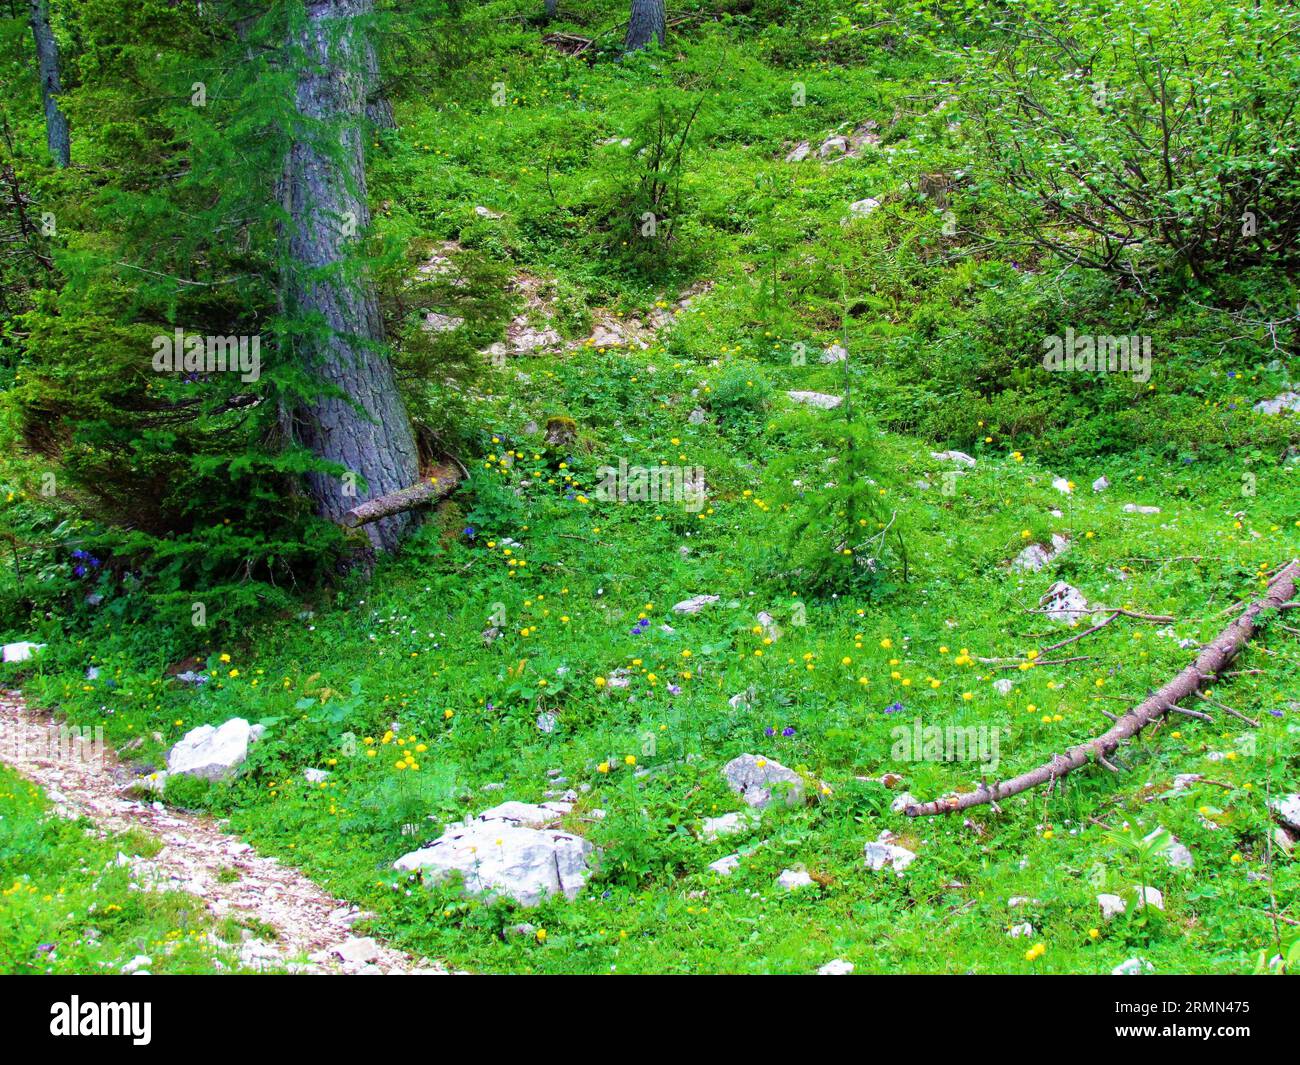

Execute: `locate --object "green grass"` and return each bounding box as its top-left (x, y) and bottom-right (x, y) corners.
top-left (0, 765), bottom-right (241, 974)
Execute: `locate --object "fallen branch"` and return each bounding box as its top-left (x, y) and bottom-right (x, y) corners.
top-left (906, 559), bottom-right (1299, 818)
top-left (340, 463), bottom-right (461, 528)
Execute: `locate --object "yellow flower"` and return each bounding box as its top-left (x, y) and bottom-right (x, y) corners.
top-left (879, 638), bottom-right (892, 649)
top-left (624, 755), bottom-right (636, 766)
top-left (595, 676), bottom-right (607, 688)
top-left (219, 653), bottom-right (231, 664)
top-left (597, 762), bottom-right (610, 774)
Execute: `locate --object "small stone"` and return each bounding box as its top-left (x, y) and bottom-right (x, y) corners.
top-left (777, 869), bottom-right (815, 890)
top-left (1268, 794), bottom-right (1300, 834)
top-left (890, 792), bottom-right (917, 814)
top-left (786, 390), bottom-right (843, 409)
top-left (846, 197), bottom-right (881, 218)
top-left (930, 450), bottom-right (976, 467)
top-left (722, 754), bottom-right (805, 809)
top-left (304, 768), bottom-right (330, 784)
top-left (864, 834), bottom-right (917, 874)
top-left (709, 854), bottom-right (741, 876)
top-left (673, 594), bottom-right (719, 615)
top-left (1051, 476), bottom-right (1072, 494)
top-left (334, 936), bottom-right (380, 965)
top-left (1093, 476), bottom-right (1110, 492)
top-left (1253, 392), bottom-right (1300, 415)
top-left (1098, 893), bottom-right (1127, 920)
top-left (818, 959), bottom-right (854, 975)
top-left (1122, 503), bottom-right (1161, 514)
top-left (120, 954), bottom-right (152, 974)
top-left (701, 811), bottom-right (759, 840)
top-left (1112, 957), bottom-right (1153, 975)
top-left (1008, 922), bottom-right (1035, 938)
top-left (818, 136), bottom-right (848, 158)
top-left (784, 141), bottom-right (812, 163)
top-left (2, 641), bottom-right (46, 663)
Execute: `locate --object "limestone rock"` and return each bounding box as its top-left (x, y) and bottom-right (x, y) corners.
top-left (722, 753), bottom-right (805, 809)
top-left (166, 719), bottom-right (260, 782)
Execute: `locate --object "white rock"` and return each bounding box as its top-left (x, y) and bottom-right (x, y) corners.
top-left (890, 792), bottom-right (917, 814)
top-left (120, 954), bottom-right (152, 974)
top-left (673, 594), bottom-right (719, 615)
top-left (847, 197), bottom-right (881, 218)
top-left (786, 390), bottom-right (843, 409)
top-left (1007, 896), bottom-right (1040, 908)
top-left (1122, 503), bottom-right (1161, 514)
top-left (820, 344), bottom-right (847, 364)
top-left (333, 936), bottom-right (380, 965)
top-left (785, 141), bottom-right (812, 163)
top-left (818, 136), bottom-right (848, 158)
top-left (993, 679), bottom-right (1015, 696)
top-left (304, 768), bottom-right (330, 784)
top-left (701, 811), bottom-right (759, 840)
top-left (1008, 922), bottom-right (1035, 938)
top-left (722, 753), bottom-right (805, 809)
top-left (1039, 581), bottom-right (1098, 624)
top-left (2, 641), bottom-right (46, 663)
top-left (1093, 476), bottom-right (1110, 492)
top-left (1112, 957), bottom-right (1153, 975)
top-left (1253, 392), bottom-right (1300, 415)
top-left (166, 718), bottom-right (258, 782)
top-left (1268, 794), bottom-right (1300, 834)
top-left (1098, 893), bottom-right (1127, 920)
top-left (474, 800), bottom-right (570, 828)
top-left (864, 835), bottom-right (917, 874)
top-left (1012, 534), bottom-right (1069, 573)
top-left (777, 869), bottom-right (815, 890)
top-left (1145, 828), bottom-right (1193, 868)
top-left (708, 853), bottom-right (741, 876)
top-left (1051, 476), bottom-right (1073, 495)
top-left (931, 450), bottom-right (976, 467)
top-left (393, 821), bottom-right (595, 907)
top-left (1133, 885), bottom-right (1164, 911)
top-left (473, 205), bottom-right (502, 219)
top-left (818, 958), bottom-right (854, 975)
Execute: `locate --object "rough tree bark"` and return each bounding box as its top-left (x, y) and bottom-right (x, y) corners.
top-left (28, 0), bottom-right (70, 167)
top-left (543, 0), bottom-right (558, 22)
top-left (624, 0), bottom-right (665, 52)
top-left (285, 0), bottom-right (419, 552)
top-left (906, 559), bottom-right (1300, 817)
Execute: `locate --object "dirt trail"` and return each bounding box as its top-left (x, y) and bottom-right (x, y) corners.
top-left (0, 690), bottom-right (448, 975)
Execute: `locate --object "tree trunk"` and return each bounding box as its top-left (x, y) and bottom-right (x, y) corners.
top-left (285, 0), bottom-right (419, 552)
top-left (28, 0), bottom-right (70, 167)
top-left (624, 0), bottom-right (665, 51)
top-left (543, 0), bottom-right (558, 22)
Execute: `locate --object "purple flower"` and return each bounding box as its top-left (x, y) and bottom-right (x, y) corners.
top-left (884, 701), bottom-right (904, 714)
top-left (37, 943), bottom-right (55, 954)
top-left (1269, 709), bottom-right (1284, 718)
top-left (781, 726), bottom-right (795, 737)
top-left (463, 526), bottom-right (476, 538)
top-left (764, 726), bottom-right (775, 737)
top-left (667, 684), bottom-right (681, 695)
top-left (73, 565), bottom-right (86, 578)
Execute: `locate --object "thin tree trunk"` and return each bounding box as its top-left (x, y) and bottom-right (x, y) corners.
top-left (624, 0), bottom-right (665, 51)
top-left (543, 0), bottom-right (558, 22)
top-left (905, 559), bottom-right (1300, 817)
top-left (28, 0), bottom-right (70, 167)
top-left (285, 0), bottom-right (419, 552)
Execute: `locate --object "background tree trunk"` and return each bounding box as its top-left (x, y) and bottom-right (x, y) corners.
top-left (543, 0), bottom-right (558, 22)
top-left (28, 0), bottom-right (70, 167)
top-left (624, 0), bottom-right (665, 51)
top-left (285, 0), bottom-right (419, 552)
